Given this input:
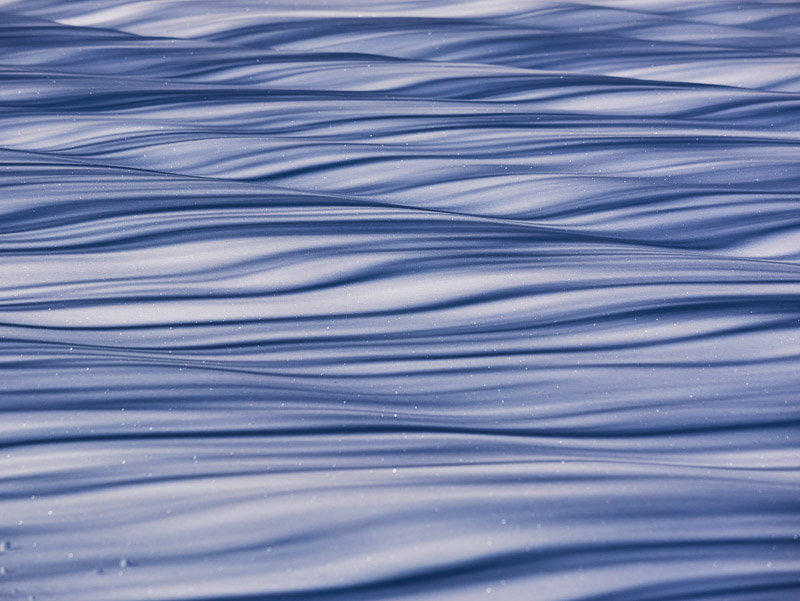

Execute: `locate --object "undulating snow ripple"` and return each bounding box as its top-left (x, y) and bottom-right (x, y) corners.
top-left (1, 1), bottom-right (799, 600)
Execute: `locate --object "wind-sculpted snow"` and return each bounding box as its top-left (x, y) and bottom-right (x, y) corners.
top-left (1, 1), bottom-right (799, 600)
